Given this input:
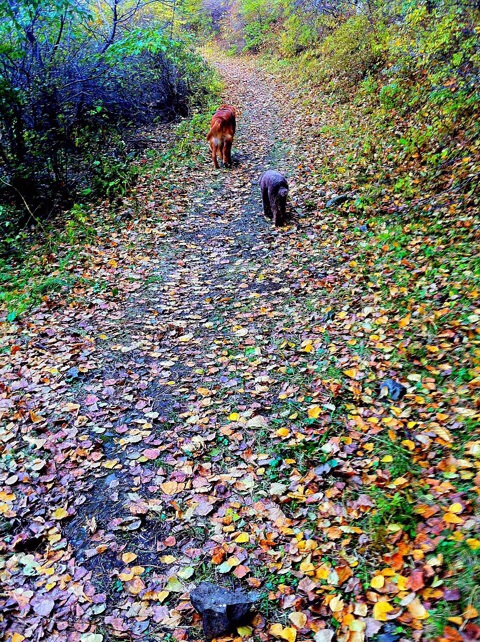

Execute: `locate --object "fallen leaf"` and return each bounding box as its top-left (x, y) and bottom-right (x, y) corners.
top-left (373, 601), bottom-right (394, 621)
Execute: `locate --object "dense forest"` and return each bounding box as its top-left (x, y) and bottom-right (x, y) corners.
top-left (1, 2), bottom-right (479, 642)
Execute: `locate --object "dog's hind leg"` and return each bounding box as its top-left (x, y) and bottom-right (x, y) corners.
top-left (223, 139), bottom-right (233, 167)
top-left (262, 188), bottom-right (273, 219)
top-left (210, 141), bottom-right (219, 169)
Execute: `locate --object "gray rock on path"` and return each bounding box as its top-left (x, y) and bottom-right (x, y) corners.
top-left (190, 582), bottom-right (260, 640)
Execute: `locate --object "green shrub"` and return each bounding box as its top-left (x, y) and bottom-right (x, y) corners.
top-left (320, 14), bottom-right (388, 86)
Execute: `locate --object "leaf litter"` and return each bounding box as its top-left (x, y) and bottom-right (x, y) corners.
top-left (0, 54), bottom-right (479, 642)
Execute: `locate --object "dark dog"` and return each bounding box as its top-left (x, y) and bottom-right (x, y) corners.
top-left (207, 105), bottom-right (236, 168)
top-left (259, 170), bottom-right (289, 226)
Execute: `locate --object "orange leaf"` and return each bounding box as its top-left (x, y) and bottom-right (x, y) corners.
top-left (406, 569), bottom-right (424, 591)
top-left (29, 410), bottom-right (45, 424)
top-left (161, 481), bottom-right (178, 495)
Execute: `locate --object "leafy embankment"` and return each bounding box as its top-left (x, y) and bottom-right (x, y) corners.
top-left (0, 58), bottom-right (221, 321)
top-left (194, 1), bottom-right (480, 639)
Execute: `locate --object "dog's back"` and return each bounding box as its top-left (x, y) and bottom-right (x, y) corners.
top-left (207, 105), bottom-right (236, 168)
top-left (207, 105), bottom-right (236, 141)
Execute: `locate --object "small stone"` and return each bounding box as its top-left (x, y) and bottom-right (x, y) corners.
top-left (377, 622), bottom-right (401, 642)
top-left (379, 379), bottom-right (407, 401)
top-left (190, 582), bottom-right (260, 640)
top-left (66, 366), bottom-right (80, 380)
top-left (326, 194), bottom-right (352, 207)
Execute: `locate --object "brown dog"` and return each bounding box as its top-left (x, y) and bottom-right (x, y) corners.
top-left (207, 105), bottom-right (236, 168)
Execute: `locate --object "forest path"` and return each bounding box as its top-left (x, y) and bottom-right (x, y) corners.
top-left (3, 49), bottom-right (480, 642)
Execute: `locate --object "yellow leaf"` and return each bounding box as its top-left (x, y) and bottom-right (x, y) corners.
top-left (443, 512), bottom-right (464, 524)
top-left (466, 538), bottom-right (480, 551)
top-left (52, 507), bottom-right (69, 520)
top-left (270, 624), bottom-right (284, 638)
top-left (178, 334), bottom-right (193, 342)
top-left (12, 633), bottom-right (25, 642)
top-left (343, 369), bottom-right (358, 379)
top-left (237, 626), bottom-right (253, 637)
top-left (166, 576), bottom-right (184, 592)
top-left (373, 601), bottom-right (394, 621)
top-left (397, 575), bottom-right (408, 591)
top-left (464, 605), bottom-right (478, 619)
top-left (447, 617), bottom-right (463, 625)
top-left (122, 552), bottom-right (137, 564)
top-left (407, 598), bottom-right (429, 620)
top-left (449, 503), bottom-right (463, 514)
top-left (399, 314), bottom-right (411, 328)
top-left (280, 627), bottom-right (297, 642)
top-left (381, 455), bottom-right (393, 463)
top-left (299, 560), bottom-right (315, 574)
top-left (228, 412), bottom-right (240, 421)
top-left (131, 565), bottom-right (145, 576)
top-left (371, 575), bottom-right (385, 589)
top-left (303, 343), bottom-right (314, 353)
top-left (118, 571), bottom-right (134, 581)
top-left (104, 459), bottom-right (119, 469)
top-left (157, 590), bottom-right (169, 602)
top-left (108, 259), bottom-right (117, 268)
top-left (234, 532), bottom-right (249, 544)
top-left (307, 406), bottom-right (321, 419)
top-left (276, 427), bottom-right (290, 438)
top-left (289, 612), bottom-right (307, 628)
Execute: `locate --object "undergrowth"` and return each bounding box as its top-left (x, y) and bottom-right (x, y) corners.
top-left (0, 67), bottom-right (222, 322)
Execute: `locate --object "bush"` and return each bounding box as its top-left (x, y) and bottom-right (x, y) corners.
top-left (0, 0), bottom-right (217, 232)
top-left (320, 14), bottom-right (388, 86)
